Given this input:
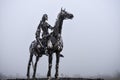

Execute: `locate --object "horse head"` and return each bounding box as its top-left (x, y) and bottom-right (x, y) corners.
top-left (58, 8), bottom-right (74, 20)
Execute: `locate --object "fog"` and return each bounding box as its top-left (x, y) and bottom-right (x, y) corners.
top-left (0, 0), bottom-right (120, 78)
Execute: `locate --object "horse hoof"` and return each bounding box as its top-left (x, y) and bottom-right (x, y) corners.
top-left (47, 76), bottom-right (51, 80)
top-left (55, 75), bottom-right (59, 80)
top-left (27, 77), bottom-right (30, 80)
top-left (26, 74), bottom-right (30, 79)
top-left (55, 77), bottom-right (59, 80)
top-left (32, 76), bottom-right (36, 80)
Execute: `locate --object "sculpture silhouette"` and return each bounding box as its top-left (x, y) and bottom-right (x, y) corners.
top-left (27, 8), bottom-right (73, 80)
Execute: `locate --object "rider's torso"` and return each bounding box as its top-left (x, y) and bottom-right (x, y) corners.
top-left (41, 21), bottom-right (49, 35)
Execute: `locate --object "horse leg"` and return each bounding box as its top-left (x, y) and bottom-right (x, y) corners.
top-left (55, 52), bottom-right (60, 80)
top-left (27, 52), bottom-right (33, 79)
top-left (47, 53), bottom-right (53, 80)
top-left (32, 56), bottom-right (39, 79)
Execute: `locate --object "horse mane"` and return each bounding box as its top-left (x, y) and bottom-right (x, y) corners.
top-left (52, 12), bottom-right (60, 36)
top-left (54, 12), bottom-right (61, 28)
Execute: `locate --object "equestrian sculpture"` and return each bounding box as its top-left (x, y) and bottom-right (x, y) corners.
top-left (27, 8), bottom-right (74, 80)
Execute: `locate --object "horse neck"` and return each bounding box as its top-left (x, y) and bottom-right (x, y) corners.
top-left (53, 17), bottom-right (63, 36)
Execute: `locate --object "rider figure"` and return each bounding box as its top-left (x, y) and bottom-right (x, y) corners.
top-left (35, 14), bottom-right (53, 55)
top-left (35, 14), bottom-right (64, 57)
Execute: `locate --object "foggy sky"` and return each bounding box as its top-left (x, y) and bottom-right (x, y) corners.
top-left (0, 0), bottom-right (120, 78)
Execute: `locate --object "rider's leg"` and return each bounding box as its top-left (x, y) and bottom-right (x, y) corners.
top-left (43, 37), bottom-right (49, 56)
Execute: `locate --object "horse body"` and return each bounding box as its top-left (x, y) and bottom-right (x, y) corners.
top-left (27, 8), bottom-right (73, 80)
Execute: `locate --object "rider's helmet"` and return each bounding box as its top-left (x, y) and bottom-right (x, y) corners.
top-left (42, 14), bottom-right (48, 21)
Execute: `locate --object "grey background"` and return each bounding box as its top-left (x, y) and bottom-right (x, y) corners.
top-left (0, 0), bottom-right (120, 78)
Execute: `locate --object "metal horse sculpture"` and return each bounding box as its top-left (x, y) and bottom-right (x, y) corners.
top-left (27, 8), bottom-right (73, 80)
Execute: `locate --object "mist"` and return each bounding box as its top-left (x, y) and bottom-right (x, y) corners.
top-left (0, 0), bottom-right (120, 79)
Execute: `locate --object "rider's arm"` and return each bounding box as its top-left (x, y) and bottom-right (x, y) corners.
top-left (46, 22), bottom-right (54, 30)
